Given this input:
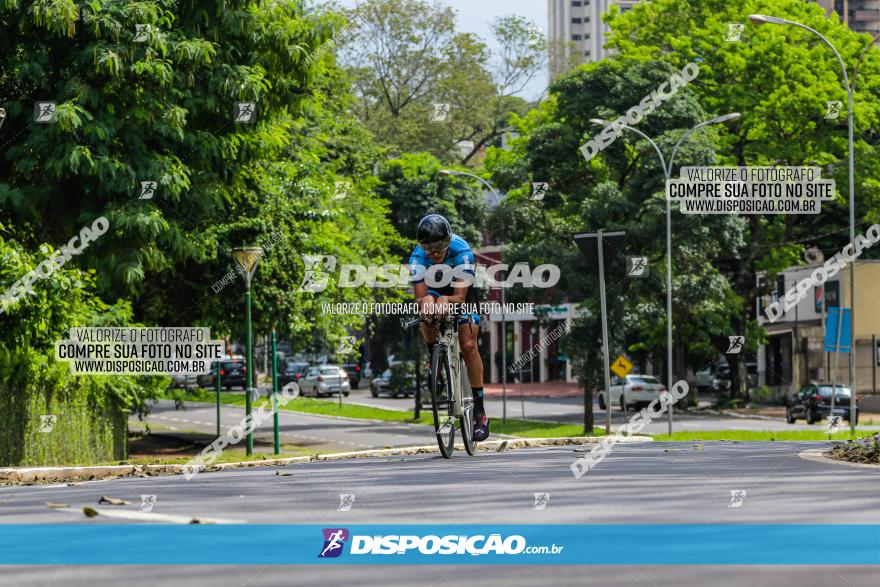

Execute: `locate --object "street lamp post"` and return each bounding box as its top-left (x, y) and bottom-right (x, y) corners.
top-left (589, 113), bottom-right (740, 434)
top-left (232, 246), bottom-right (263, 456)
top-left (748, 14), bottom-right (858, 432)
top-left (271, 328), bottom-right (280, 455)
top-left (438, 170), bottom-right (509, 422)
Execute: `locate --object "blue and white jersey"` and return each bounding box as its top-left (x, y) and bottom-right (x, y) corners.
top-left (408, 234), bottom-right (475, 297)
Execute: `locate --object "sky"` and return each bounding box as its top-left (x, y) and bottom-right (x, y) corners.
top-left (330, 0), bottom-right (550, 101)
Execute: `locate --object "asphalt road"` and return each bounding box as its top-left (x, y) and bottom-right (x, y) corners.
top-left (2, 442), bottom-right (878, 585)
top-left (133, 398), bottom-right (435, 453)
top-left (348, 387), bottom-right (878, 434)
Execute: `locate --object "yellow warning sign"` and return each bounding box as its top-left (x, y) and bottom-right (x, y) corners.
top-left (611, 355), bottom-right (633, 379)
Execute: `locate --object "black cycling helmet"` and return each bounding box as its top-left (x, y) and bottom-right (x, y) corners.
top-left (417, 214), bottom-right (451, 251)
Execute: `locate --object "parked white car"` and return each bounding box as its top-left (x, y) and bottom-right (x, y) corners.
top-left (299, 365), bottom-right (351, 398)
top-left (599, 374), bottom-right (667, 411)
top-left (695, 361), bottom-right (724, 392)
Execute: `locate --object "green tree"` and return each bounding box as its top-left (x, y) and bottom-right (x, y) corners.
top-left (484, 59), bottom-right (743, 401)
top-left (0, 0), bottom-right (329, 296)
top-left (605, 0), bottom-right (880, 396)
top-left (339, 0), bottom-right (544, 163)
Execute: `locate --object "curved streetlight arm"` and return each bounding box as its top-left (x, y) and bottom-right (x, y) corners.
top-left (750, 14), bottom-right (858, 431)
top-left (667, 119), bottom-right (719, 178)
top-left (591, 120), bottom-right (668, 179)
top-left (441, 170), bottom-right (502, 206)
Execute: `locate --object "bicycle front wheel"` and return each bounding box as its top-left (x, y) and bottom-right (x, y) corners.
top-left (431, 345), bottom-right (455, 458)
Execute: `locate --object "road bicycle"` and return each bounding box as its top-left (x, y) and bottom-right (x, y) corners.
top-left (405, 315), bottom-right (476, 458)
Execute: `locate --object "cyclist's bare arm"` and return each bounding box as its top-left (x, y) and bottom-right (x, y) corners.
top-left (414, 282), bottom-right (468, 317)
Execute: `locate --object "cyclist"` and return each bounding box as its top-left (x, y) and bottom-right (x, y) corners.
top-left (409, 213), bottom-right (489, 441)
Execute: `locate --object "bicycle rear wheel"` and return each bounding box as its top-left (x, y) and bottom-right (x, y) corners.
top-left (458, 354), bottom-right (476, 455)
top-left (430, 345), bottom-right (455, 458)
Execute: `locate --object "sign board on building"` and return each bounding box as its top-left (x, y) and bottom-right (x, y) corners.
top-left (824, 307), bottom-right (851, 353)
top-left (814, 280), bottom-right (839, 313)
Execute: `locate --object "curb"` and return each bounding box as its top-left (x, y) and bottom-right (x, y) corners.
top-left (0, 435), bottom-right (651, 485)
top-left (797, 448), bottom-right (880, 469)
top-left (698, 408), bottom-right (781, 421)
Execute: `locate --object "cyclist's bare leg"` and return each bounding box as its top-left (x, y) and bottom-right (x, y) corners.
top-left (418, 294), bottom-right (439, 344)
top-left (457, 323), bottom-right (482, 389)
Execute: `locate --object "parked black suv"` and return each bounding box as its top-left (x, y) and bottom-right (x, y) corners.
top-left (197, 359), bottom-right (247, 390)
top-left (279, 361), bottom-right (310, 387)
top-left (786, 383), bottom-right (858, 424)
top-left (341, 362), bottom-right (362, 389)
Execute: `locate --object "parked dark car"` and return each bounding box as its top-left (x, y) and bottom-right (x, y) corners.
top-left (786, 383), bottom-right (858, 424)
top-left (370, 363), bottom-right (425, 398)
top-left (197, 359), bottom-right (247, 390)
top-left (341, 362), bottom-right (362, 389)
top-left (279, 361), bottom-right (310, 387)
top-left (712, 362), bottom-right (758, 391)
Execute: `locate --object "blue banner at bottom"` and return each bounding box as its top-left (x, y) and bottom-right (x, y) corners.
top-left (0, 525), bottom-right (878, 565)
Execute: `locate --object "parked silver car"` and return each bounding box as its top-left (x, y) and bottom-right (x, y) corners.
top-left (299, 365), bottom-right (351, 398)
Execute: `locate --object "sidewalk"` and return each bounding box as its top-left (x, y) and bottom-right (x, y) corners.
top-left (717, 404), bottom-right (880, 423)
top-left (484, 380), bottom-right (582, 399)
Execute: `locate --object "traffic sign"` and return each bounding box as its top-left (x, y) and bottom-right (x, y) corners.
top-left (611, 355), bottom-right (633, 378)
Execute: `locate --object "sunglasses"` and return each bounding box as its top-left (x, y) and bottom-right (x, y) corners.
top-left (420, 239), bottom-right (450, 254)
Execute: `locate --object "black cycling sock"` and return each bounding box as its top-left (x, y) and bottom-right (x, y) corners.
top-left (471, 387), bottom-right (484, 414)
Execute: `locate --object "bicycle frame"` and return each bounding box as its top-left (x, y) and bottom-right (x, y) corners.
top-left (435, 316), bottom-right (469, 419)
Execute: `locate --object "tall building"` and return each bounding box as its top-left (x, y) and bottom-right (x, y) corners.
top-left (548, 0), bottom-right (643, 79)
top-left (814, 0), bottom-right (880, 35)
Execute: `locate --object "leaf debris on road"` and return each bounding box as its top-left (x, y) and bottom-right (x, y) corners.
top-left (98, 495), bottom-right (130, 505)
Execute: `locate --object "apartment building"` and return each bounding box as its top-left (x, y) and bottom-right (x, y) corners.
top-left (815, 0), bottom-right (880, 35)
top-left (548, 1), bottom-right (880, 80)
top-left (547, 0), bottom-right (643, 78)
